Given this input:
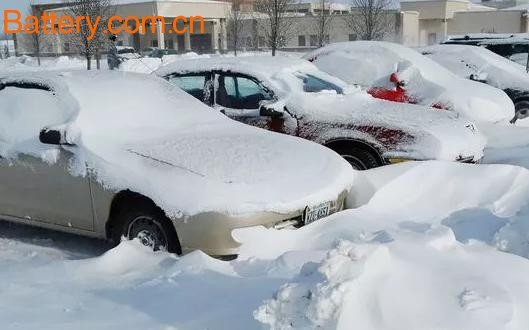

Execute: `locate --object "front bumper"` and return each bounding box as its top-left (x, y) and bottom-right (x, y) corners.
top-left (386, 155), bottom-right (481, 165)
top-left (171, 190), bottom-right (348, 256)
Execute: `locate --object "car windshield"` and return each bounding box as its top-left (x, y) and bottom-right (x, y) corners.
top-left (297, 73), bottom-right (343, 94)
top-left (118, 48), bottom-right (136, 54)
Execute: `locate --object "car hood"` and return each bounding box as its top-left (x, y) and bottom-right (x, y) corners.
top-left (285, 91), bottom-right (486, 161)
top-left (78, 122), bottom-right (353, 218)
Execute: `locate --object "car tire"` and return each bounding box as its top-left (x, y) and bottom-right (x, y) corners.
top-left (514, 100), bottom-right (529, 123)
top-left (114, 201), bottom-right (181, 254)
top-left (334, 146), bottom-right (381, 170)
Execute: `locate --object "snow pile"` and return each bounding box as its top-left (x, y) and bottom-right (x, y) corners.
top-left (245, 161), bottom-right (529, 329)
top-left (0, 56), bottom-right (88, 72)
top-left (2, 161), bottom-right (529, 329)
top-left (117, 57), bottom-right (162, 73)
top-left (304, 41), bottom-right (515, 124)
top-left (255, 231), bottom-right (529, 330)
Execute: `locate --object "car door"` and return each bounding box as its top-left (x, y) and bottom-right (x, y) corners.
top-left (214, 73), bottom-right (280, 131)
top-left (166, 72), bottom-right (214, 106)
top-left (0, 83), bottom-right (94, 230)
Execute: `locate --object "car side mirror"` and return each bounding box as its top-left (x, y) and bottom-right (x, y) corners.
top-left (259, 104), bottom-right (284, 119)
top-left (39, 129), bottom-right (73, 146)
top-left (470, 72), bottom-right (488, 83)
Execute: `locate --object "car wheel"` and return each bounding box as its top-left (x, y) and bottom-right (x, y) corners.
top-left (115, 202), bottom-right (180, 253)
top-left (335, 146), bottom-right (381, 170)
top-left (514, 100), bottom-right (529, 123)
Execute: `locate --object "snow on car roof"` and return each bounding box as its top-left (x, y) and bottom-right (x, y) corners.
top-left (304, 41), bottom-right (515, 123)
top-left (0, 71), bottom-right (353, 218)
top-left (421, 44), bottom-right (529, 91)
top-left (156, 55), bottom-right (348, 96)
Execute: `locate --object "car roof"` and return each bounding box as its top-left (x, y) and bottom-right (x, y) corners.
top-left (154, 55), bottom-right (349, 94)
top-left (156, 55), bottom-right (314, 77)
top-left (0, 70), bottom-right (226, 130)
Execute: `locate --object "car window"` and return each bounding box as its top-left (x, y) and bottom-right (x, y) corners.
top-left (297, 73), bottom-right (343, 94)
top-left (0, 84), bottom-right (68, 145)
top-left (216, 75), bottom-right (272, 110)
top-left (167, 75), bottom-right (208, 101)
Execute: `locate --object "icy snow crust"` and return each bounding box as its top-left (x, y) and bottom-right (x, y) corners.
top-left (421, 45), bottom-right (529, 92)
top-left (157, 56), bottom-right (486, 161)
top-left (304, 41), bottom-right (515, 123)
top-left (0, 71), bottom-right (353, 217)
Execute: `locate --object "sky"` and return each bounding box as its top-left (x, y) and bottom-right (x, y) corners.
top-left (1, 0), bottom-right (28, 34)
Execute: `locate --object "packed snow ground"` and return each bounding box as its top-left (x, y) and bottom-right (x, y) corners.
top-left (2, 55), bottom-right (529, 329)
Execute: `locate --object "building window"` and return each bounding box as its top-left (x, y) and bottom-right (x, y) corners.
top-left (165, 39), bottom-right (174, 49)
top-left (428, 33), bottom-right (437, 45)
top-left (246, 36), bottom-right (253, 48)
top-left (258, 36), bottom-right (265, 48)
top-left (349, 34), bottom-right (357, 41)
top-left (63, 42), bottom-right (70, 52)
top-left (298, 35), bottom-right (306, 47)
top-left (151, 40), bottom-right (159, 48)
top-left (309, 35), bottom-right (318, 47)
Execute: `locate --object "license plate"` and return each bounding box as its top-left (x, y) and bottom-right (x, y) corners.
top-left (304, 202), bottom-right (332, 225)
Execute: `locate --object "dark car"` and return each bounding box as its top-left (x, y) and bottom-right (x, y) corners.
top-left (442, 34), bottom-right (529, 65)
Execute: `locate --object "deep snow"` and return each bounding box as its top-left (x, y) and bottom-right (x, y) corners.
top-left (2, 55), bottom-right (529, 330)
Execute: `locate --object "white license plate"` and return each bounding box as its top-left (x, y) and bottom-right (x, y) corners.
top-left (304, 202), bottom-right (332, 225)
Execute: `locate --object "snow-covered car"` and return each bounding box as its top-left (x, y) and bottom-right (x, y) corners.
top-left (304, 41), bottom-right (515, 124)
top-left (0, 71), bottom-right (352, 257)
top-left (116, 46), bottom-right (142, 60)
top-left (421, 44), bottom-right (529, 125)
top-left (442, 33), bottom-right (529, 62)
top-left (148, 48), bottom-right (178, 58)
top-left (155, 56), bottom-right (486, 170)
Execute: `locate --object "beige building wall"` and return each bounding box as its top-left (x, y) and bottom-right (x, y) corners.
top-left (449, 10), bottom-right (528, 34)
top-left (16, 0), bottom-right (231, 56)
top-left (400, 11), bottom-right (420, 46)
top-left (402, 0), bottom-right (529, 46)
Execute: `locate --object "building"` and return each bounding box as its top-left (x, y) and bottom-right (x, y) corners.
top-left (15, 0), bottom-right (231, 56)
top-left (400, 0), bottom-right (529, 46)
top-left (238, 9), bottom-right (420, 51)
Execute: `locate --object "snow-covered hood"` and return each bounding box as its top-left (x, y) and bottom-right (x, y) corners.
top-left (284, 90), bottom-right (486, 161)
top-left (0, 71), bottom-right (353, 218)
top-left (304, 41), bottom-right (515, 124)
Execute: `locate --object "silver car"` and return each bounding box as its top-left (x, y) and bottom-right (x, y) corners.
top-left (0, 71), bottom-right (352, 258)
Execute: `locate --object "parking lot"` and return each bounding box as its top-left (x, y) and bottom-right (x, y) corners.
top-left (2, 46), bottom-right (529, 329)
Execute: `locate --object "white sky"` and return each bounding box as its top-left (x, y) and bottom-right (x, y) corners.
top-left (1, 0), bottom-right (29, 34)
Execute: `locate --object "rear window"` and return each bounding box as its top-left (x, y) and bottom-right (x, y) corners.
top-left (297, 74), bottom-right (343, 94)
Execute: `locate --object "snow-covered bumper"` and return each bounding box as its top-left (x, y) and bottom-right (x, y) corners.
top-left (383, 119), bottom-right (486, 164)
top-left (171, 190), bottom-right (349, 257)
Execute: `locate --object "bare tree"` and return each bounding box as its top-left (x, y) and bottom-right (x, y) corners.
top-left (347, 0), bottom-right (391, 41)
top-left (226, 0), bottom-right (245, 55)
top-left (254, 0), bottom-right (296, 56)
top-left (65, 0), bottom-right (114, 70)
top-left (1, 33), bottom-right (10, 59)
top-left (27, 2), bottom-right (45, 66)
top-left (314, 0), bottom-right (333, 47)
